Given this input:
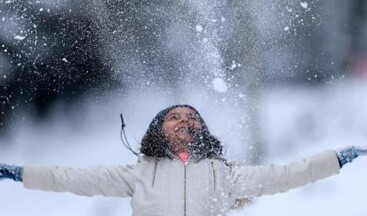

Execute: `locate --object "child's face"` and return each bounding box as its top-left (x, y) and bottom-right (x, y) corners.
top-left (162, 107), bottom-right (202, 153)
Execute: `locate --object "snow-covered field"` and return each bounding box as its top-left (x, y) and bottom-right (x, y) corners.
top-left (1, 78), bottom-right (367, 216)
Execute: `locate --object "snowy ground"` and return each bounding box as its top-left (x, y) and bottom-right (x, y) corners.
top-left (1, 78), bottom-right (367, 216)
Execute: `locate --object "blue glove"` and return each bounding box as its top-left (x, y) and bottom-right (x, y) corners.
top-left (0, 164), bottom-right (23, 182)
top-left (336, 146), bottom-right (367, 168)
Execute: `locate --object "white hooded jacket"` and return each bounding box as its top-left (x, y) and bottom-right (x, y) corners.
top-left (22, 150), bottom-right (340, 216)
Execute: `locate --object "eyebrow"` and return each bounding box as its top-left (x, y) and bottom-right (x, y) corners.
top-left (166, 112), bottom-right (179, 118)
top-left (166, 112), bottom-right (197, 117)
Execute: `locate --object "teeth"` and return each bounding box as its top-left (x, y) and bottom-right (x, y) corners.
top-left (175, 127), bottom-right (188, 132)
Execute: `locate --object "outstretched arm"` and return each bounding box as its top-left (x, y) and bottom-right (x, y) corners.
top-left (229, 146), bottom-right (367, 200)
top-left (1, 164), bottom-right (136, 198)
top-left (229, 150), bottom-right (339, 200)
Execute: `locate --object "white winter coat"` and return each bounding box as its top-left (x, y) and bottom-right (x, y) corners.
top-left (23, 150), bottom-right (340, 216)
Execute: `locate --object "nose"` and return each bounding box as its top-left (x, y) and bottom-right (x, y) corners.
top-left (180, 115), bottom-right (189, 122)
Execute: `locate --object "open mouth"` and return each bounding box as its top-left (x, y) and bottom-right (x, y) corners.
top-left (175, 126), bottom-right (189, 133)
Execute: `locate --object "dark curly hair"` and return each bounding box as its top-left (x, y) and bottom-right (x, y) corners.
top-left (140, 104), bottom-right (224, 160)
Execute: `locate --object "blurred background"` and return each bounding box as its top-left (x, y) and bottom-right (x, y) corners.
top-left (0, 0), bottom-right (367, 215)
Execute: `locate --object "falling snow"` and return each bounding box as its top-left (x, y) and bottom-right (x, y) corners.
top-left (286, 7), bottom-right (293, 12)
top-left (14, 35), bottom-right (26, 40)
top-left (195, 24), bottom-right (203, 32)
top-left (300, 2), bottom-right (308, 9)
top-left (0, 0), bottom-right (366, 215)
top-left (229, 61), bottom-right (237, 70)
top-left (212, 78), bottom-right (228, 93)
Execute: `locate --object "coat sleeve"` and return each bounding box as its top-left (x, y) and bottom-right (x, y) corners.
top-left (22, 164), bottom-right (135, 197)
top-left (228, 150), bottom-right (340, 199)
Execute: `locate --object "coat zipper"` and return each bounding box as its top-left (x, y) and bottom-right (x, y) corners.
top-left (211, 161), bottom-right (217, 190)
top-left (183, 162), bottom-right (187, 216)
top-left (152, 159), bottom-right (158, 188)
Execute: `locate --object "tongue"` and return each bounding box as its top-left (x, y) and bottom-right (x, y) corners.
top-left (178, 152), bottom-right (189, 162)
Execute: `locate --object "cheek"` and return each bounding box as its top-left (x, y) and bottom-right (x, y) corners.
top-left (163, 123), bottom-right (172, 131)
top-left (162, 123), bottom-right (175, 137)
top-left (194, 122), bottom-right (202, 129)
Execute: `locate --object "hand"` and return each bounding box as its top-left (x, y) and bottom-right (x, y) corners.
top-left (0, 164), bottom-right (23, 182)
top-left (336, 146), bottom-right (367, 168)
